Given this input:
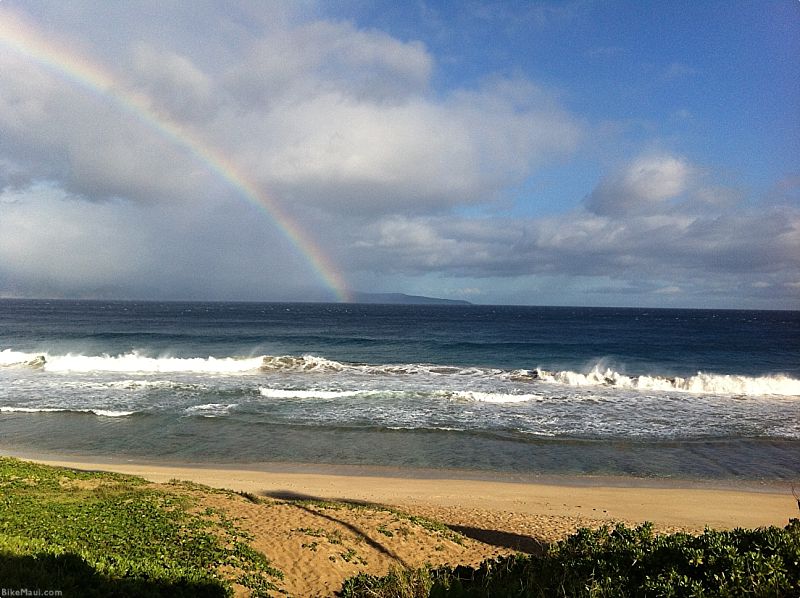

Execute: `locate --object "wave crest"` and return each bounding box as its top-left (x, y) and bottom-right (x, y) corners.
top-left (258, 355), bottom-right (501, 378)
top-left (0, 349), bottom-right (46, 368)
top-left (259, 355), bottom-right (346, 372)
top-left (532, 367), bottom-right (800, 396)
top-left (1, 349), bottom-right (265, 374)
top-left (3, 346), bottom-right (798, 397)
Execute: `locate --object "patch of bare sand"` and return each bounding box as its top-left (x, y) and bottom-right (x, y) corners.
top-left (182, 486), bottom-right (715, 597)
top-left (193, 491), bottom-right (508, 598)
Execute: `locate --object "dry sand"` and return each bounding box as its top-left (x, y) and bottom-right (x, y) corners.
top-left (19, 456), bottom-right (800, 597)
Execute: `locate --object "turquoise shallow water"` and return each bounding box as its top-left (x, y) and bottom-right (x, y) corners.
top-left (1, 300), bottom-right (798, 479)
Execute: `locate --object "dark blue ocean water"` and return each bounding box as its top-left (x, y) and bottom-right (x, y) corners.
top-left (1, 299), bottom-right (798, 479)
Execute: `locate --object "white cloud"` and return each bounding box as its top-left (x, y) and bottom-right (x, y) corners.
top-left (1, 6), bottom-right (581, 217)
top-left (341, 153), bottom-right (800, 305)
top-left (224, 19), bottom-right (434, 108)
top-left (584, 154), bottom-right (694, 216)
top-left (224, 78), bottom-right (581, 213)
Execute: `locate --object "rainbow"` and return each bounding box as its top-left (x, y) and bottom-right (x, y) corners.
top-left (0, 8), bottom-right (351, 302)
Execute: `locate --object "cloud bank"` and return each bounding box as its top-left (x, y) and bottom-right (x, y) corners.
top-left (0, 2), bottom-right (797, 308)
top-left (345, 154), bottom-right (799, 305)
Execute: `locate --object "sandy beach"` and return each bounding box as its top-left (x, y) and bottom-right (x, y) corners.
top-left (11, 454), bottom-right (797, 596)
top-left (26, 457), bottom-right (795, 530)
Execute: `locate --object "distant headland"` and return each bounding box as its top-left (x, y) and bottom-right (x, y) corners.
top-left (349, 292), bottom-right (472, 305)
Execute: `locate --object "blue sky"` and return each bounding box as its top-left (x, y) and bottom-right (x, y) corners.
top-left (343, 1), bottom-right (799, 200)
top-left (0, 1), bottom-right (798, 307)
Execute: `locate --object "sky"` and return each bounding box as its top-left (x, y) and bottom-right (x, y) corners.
top-left (0, 0), bottom-right (798, 308)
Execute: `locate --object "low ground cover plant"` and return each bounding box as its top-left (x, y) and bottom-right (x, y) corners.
top-left (0, 457), bottom-right (280, 597)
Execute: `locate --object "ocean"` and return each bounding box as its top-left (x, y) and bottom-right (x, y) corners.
top-left (1, 299), bottom-right (798, 480)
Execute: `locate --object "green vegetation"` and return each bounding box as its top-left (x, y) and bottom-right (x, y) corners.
top-left (294, 526), bottom-right (326, 537)
top-left (0, 457), bottom-right (281, 597)
top-left (341, 521), bottom-right (800, 597)
top-left (294, 526), bottom-right (367, 563)
top-left (236, 490), bottom-right (262, 504)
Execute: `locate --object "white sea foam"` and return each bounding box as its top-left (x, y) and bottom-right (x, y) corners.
top-left (3, 348), bottom-right (493, 378)
top-left (0, 406), bottom-right (64, 413)
top-left (0, 349), bottom-right (46, 368)
top-left (444, 390), bottom-right (542, 403)
top-left (258, 354), bottom-right (502, 378)
top-left (3, 345), bottom-right (798, 398)
top-left (184, 403), bottom-right (237, 417)
top-left (48, 352), bottom-right (266, 374)
top-left (105, 380), bottom-right (207, 390)
top-left (260, 355), bottom-right (346, 372)
top-left (0, 349), bottom-right (265, 374)
top-left (533, 366), bottom-right (800, 396)
top-left (258, 387), bottom-right (359, 399)
top-left (90, 409), bottom-right (137, 417)
top-left (386, 425), bottom-right (463, 432)
top-left (0, 406), bottom-right (134, 417)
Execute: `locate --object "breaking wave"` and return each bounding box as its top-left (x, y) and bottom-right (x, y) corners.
top-left (258, 354), bottom-right (502, 377)
top-left (3, 346), bottom-right (798, 397)
top-left (0, 349), bottom-right (264, 374)
top-left (260, 357), bottom-right (800, 397)
top-left (259, 355), bottom-right (348, 372)
top-left (1, 349), bottom-right (504, 378)
top-left (532, 367), bottom-right (800, 397)
top-left (0, 350), bottom-right (46, 368)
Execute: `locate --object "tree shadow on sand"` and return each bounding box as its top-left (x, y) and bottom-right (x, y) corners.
top-left (446, 525), bottom-right (547, 555)
top-left (262, 490), bottom-right (411, 567)
top-left (261, 490), bottom-right (547, 557)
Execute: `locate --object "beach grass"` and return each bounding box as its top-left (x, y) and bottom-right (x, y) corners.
top-left (0, 457), bottom-right (281, 597)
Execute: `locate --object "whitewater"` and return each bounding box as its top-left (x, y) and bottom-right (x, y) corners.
top-left (2, 348), bottom-right (799, 397)
top-left (1, 300), bottom-right (798, 479)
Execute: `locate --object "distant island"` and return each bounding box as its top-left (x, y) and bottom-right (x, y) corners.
top-left (349, 292), bottom-right (472, 305)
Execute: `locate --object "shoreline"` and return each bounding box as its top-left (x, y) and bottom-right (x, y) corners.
top-left (2, 445), bottom-right (792, 491)
top-left (5, 449), bottom-right (797, 533)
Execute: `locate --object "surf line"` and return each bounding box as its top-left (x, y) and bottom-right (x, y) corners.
top-left (0, 9), bottom-right (351, 302)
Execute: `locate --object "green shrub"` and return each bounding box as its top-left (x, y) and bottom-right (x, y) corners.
top-left (341, 520), bottom-right (800, 597)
